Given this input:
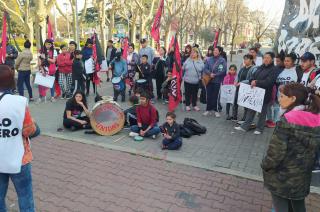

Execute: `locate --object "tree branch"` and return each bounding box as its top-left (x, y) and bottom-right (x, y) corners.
top-left (0, 0), bottom-right (25, 24)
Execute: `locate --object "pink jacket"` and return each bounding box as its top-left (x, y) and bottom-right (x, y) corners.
top-left (57, 53), bottom-right (73, 74)
top-left (223, 73), bottom-right (236, 85)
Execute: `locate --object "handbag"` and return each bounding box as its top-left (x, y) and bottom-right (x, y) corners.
top-left (202, 59), bottom-right (220, 87)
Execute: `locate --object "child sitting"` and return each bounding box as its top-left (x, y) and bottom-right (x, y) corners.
top-left (223, 65), bottom-right (237, 120)
top-left (124, 95), bottom-right (139, 127)
top-left (161, 112), bottom-right (182, 150)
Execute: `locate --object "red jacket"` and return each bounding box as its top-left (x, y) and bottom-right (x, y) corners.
top-left (57, 53), bottom-right (73, 74)
top-left (136, 103), bottom-right (157, 127)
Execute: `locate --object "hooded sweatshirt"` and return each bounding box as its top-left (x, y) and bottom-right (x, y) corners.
top-left (183, 58), bottom-right (204, 84)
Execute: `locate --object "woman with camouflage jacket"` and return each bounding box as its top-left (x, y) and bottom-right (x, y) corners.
top-left (262, 83), bottom-right (320, 212)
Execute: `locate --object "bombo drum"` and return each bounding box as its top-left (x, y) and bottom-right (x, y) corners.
top-left (90, 100), bottom-right (125, 136)
top-left (112, 77), bottom-right (124, 91)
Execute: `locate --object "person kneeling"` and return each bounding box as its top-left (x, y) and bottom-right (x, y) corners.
top-left (161, 112), bottom-right (182, 150)
top-left (63, 91), bottom-right (91, 131)
top-left (130, 92), bottom-right (160, 139)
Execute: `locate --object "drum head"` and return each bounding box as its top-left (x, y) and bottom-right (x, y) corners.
top-left (90, 101), bottom-right (125, 136)
top-left (137, 79), bottom-right (147, 84)
top-left (112, 77), bottom-right (121, 84)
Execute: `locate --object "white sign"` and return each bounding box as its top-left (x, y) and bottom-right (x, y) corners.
top-left (220, 85), bottom-right (236, 104)
top-left (34, 72), bottom-right (55, 88)
top-left (237, 83), bottom-right (265, 113)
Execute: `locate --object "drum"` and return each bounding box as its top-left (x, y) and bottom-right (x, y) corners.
top-left (112, 77), bottom-right (124, 91)
top-left (135, 79), bottom-right (148, 90)
top-left (90, 100), bottom-right (125, 136)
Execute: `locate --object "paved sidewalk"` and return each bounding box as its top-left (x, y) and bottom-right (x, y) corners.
top-left (6, 136), bottom-right (320, 212)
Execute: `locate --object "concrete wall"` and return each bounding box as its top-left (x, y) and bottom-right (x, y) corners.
top-left (275, 0), bottom-right (320, 65)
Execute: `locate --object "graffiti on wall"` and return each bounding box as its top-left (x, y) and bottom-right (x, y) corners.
top-left (277, 0), bottom-right (320, 65)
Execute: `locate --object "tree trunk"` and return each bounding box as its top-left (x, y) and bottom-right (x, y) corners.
top-left (108, 8), bottom-right (115, 40)
top-left (130, 21), bottom-right (136, 43)
top-left (35, 0), bottom-right (46, 50)
top-left (164, 27), bottom-right (170, 49)
top-left (27, 21), bottom-right (34, 52)
top-left (99, 0), bottom-right (106, 55)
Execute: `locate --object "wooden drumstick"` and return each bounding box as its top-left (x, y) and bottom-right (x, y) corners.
top-left (137, 65), bottom-right (144, 78)
top-left (113, 135), bottom-right (127, 143)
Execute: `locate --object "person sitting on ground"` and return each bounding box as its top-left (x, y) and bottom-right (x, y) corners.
top-left (63, 91), bottom-right (91, 131)
top-left (129, 92), bottom-right (160, 139)
top-left (124, 95), bottom-right (140, 127)
top-left (161, 112), bottom-right (182, 150)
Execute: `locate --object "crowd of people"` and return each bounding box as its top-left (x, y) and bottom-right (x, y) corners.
top-left (2, 34), bottom-right (320, 212)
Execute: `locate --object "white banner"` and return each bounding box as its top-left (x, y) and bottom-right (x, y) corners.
top-left (237, 83), bottom-right (265, 113)
top-left (220, 85), bottom-right (236, 104)
top-left (34, 72), bottom-right (55, 88)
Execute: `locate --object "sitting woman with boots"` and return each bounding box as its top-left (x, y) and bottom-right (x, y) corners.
top-left (63, 91), bottom-right (91, 131)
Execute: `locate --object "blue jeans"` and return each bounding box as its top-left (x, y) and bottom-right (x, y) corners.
top-left (17, 71), bottom-right (33, 98)
top-left (0, 163), bottom-right (34, 212)
top-left (130, 125), bottom-right (161, 137)
top-left (163, 137), bottom-right (182, 150)
top-left (267, 102), bottom-right (280, 123)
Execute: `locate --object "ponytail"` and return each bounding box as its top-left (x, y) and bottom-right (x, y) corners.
top-left (306, 88), bottom-right (320, 114)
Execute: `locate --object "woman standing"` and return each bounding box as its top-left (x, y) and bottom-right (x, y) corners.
top-left (57, 44), bottom-right (73, 99)
top-left (37, 39), bottom-right (58, 103)
top-left (0, 65), bottom-right (38, 212)
top-left (262, 83), bottom-right (320, 212)
top-left (82, 38), bottom-right (95, 96)
top-left (153, 47), bottom-right (167, 100)
top-left (126, 43), bottom-right (139, 96)
top-left (182, 47), bottom-right (204, 111)
top-left (202, 46), bottom-right (227, 117)
top-left (15, 40), bottom-right (34, 101)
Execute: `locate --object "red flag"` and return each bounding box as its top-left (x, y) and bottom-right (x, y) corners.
top-left (213, 29), bottom-right (221, 48)
top-left (47, 16), bottom-right (54, 40)
top-left (0, 12), bottom-right (7, 64)
top-left (92, 34), bottom-right (101, 85)
top-left (168, 35), bottom-right (182, 112)
top-left (122, 37), bottom-right (129, 59)
top-left (150, 0), bottom-right (164, 44)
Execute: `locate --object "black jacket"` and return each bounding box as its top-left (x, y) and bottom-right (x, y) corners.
top-left (152, 57), bottom-right (167, 79)
top-left (72, 58), bottom-right (85, 81)
top-left (252, 63), bottom-right (279, 104)
top-left (106, 46), bottom-right (117, 62)
top-left (161, 122), bottom-right (180, 140)
top-left (237, 66), bottom-right (252, 83)
top-left (139, 63), bottom-right (152, 80)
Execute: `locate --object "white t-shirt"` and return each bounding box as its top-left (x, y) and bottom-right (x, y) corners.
top-left (301, 70), bottom-right (313, 87)
top-left (276, 67), bottom-right (298, 85)
top-left (255, 57), bottom-right (263, 66)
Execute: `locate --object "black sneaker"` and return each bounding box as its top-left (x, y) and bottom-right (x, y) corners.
top-left (226, 115), bottom-right (232, 120)
top-left (107, 78), bottom-right (110, 82)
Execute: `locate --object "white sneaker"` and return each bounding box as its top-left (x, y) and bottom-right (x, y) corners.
top-left (129, 132), bottom-right (139, 137)
top-left (50, 97), bottom-right (56, 103)
top-left (254, 130), bottom-right (262, 135)
top-left (234, 126), bottom-right (246, 132)
top-left (152, 135), bottom-right (157, 139)
top-left (203, 111), bottom-right (212, 116)
top-left (214, 112), bottom-right (221, 118)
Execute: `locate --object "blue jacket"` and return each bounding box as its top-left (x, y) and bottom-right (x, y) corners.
top-left (81, 47), bottom-right (93, 61)
top-left (110, 58), bottom-right (127, 78)
top-left (203, 56), bottom-right (227, 84)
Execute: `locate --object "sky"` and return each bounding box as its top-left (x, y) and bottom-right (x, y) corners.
top-left (57, 0), bottom-right (286, 24)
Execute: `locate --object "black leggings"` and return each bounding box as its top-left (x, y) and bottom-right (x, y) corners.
top-left (63, 116), bottom-right (90, 130)
top-left (184, 82), bottom-right (199, 107)
top-left (86, 73), bottom-right (96, 94)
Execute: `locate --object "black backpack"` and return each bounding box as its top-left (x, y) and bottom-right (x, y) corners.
top-left (179, 124), bottom-right (193, 138)
top-left (183, 118), bottom-right (207, 135)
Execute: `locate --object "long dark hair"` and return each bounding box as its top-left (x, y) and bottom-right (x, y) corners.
top-left (280, 83), bottom-right (320, 114)
top-left (70, 91), bottom-right (88, 108)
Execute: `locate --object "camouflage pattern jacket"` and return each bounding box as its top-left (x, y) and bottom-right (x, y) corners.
top-left (261, 108), bottom-right (320, 200)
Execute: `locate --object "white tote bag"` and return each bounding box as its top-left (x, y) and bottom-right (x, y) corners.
top-left (85, 58), bottom-right (95, 74)
top-left (0, 94), bottom-right (27, 174)
top-left (34, 72), bottom-right (55, 88)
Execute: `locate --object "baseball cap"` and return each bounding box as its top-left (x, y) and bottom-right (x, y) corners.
top-left (300, 52), bottom-right (315, 61)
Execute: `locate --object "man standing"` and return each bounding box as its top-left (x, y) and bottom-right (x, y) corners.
top-left (138, 39), bottom-right (154, 65)
top-left (249, 47), bottom-right (263, 67)
top-left (106, 40), bottom-right (117, 82)
top-left (299, 52), bottom-right (318, 87)
top-left (5, 38), bottom-right (18, 70)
